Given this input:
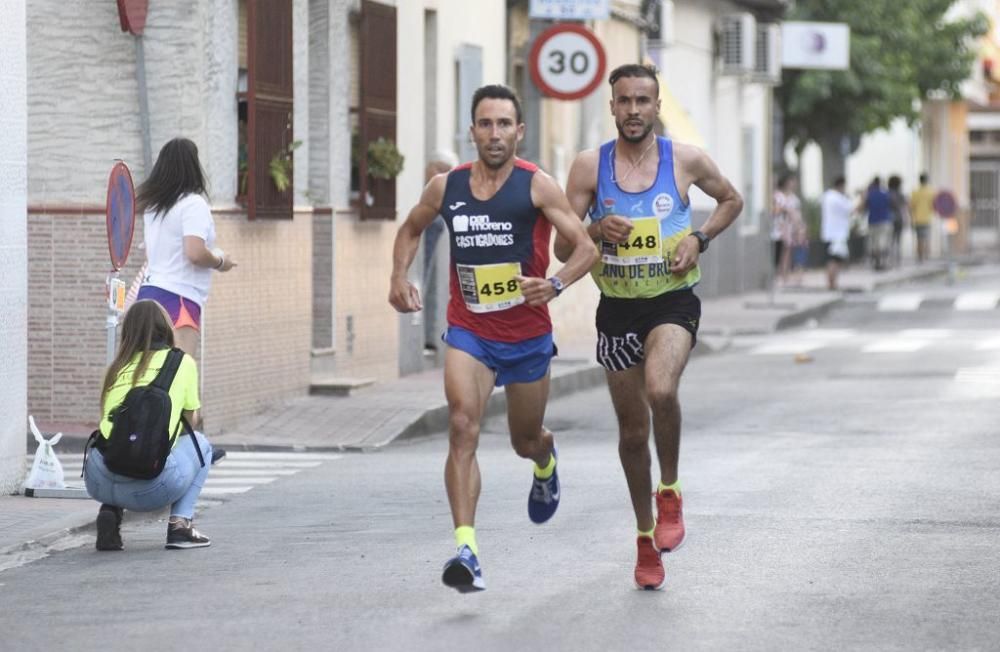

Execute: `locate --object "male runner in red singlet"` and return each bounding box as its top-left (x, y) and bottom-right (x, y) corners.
top-left (389, 84), bottom-right (598, 592)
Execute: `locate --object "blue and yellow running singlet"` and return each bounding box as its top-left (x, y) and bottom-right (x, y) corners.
top-left (588, 137), bottom-right (700, 299)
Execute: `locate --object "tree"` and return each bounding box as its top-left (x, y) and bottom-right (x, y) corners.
top-left (777, 0), bottom-right (988, 184)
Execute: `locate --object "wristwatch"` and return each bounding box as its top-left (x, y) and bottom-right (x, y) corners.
top-left (548, 276), bottom-right (565, 296)
top-left (691, 230), bottom-right (710, 253)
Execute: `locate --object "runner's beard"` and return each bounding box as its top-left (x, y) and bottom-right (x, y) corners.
top-left (616, 119), bottom-right (654, 144)
top-left (479, 144), bottom-right (514, 170)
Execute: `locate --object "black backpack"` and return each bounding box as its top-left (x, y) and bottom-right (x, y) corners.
top-left (87, 348), bottom-right (204, 480)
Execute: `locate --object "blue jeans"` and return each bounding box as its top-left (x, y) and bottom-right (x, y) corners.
top-left (84, 432), bottom-right (212, 519)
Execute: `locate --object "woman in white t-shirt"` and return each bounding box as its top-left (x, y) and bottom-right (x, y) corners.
top-left (135, 138), bottom-right (237, 355)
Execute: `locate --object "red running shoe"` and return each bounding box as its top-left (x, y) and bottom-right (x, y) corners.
top-left (634, 536), bottom-right (665, 590)
top-left (654, 488), bottom-right (686, 553)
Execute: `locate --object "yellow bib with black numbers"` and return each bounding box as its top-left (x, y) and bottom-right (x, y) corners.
top-left (600, 217), bottom-right (663, 265)
top-left (457, 262), bottom-right (524, 313)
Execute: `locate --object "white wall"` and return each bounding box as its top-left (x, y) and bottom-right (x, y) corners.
top-left (797, 118), bottom-right (923, 200)
top-left (0, 0), bottom-right (28, 493)
top-left (27, 0), bottom-right (242, 202)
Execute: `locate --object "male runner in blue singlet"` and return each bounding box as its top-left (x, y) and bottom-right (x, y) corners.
top-left (557, 64), bottom-right (743, 590)
top-left (389, 85), bottom-right (598, 593)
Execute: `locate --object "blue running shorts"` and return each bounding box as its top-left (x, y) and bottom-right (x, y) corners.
top-left (443, 326), bottom-right (556, 387)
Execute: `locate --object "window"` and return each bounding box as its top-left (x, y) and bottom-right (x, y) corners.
top-left (241, 0), bottom-right (294, 220)
top-left (357, 0), bottom-right (397, 220)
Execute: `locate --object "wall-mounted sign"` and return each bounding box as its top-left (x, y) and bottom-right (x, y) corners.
top-left (781, 21), bottom-right (850, 70)
top-left (116, 0), bottom-right (149, 36)
top-left (105, 161), bottom-right (135, 271)
top-left (529, 0), bottom-right (609, 21)
top-left (530, 24), bottom-right (607, 101)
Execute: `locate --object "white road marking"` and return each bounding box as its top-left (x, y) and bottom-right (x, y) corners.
top-left (898, 328), bottom-right (953, 339)
top-left (975, 336), bottom-right (1000, 351)
top-left (861, 339), bottom-right (930, 353)
top-left (200, 486), bottom-right (255, 495)
top-left (954, 292), bottom-right (1000, 311)
top-left (877, 293), bottom-right (923, 311)
top-left (205, 477), bottom-right (278, 485)
top-left (749, 341), bottom-right (826, 355)
top-left (223, 452), bottom-right (343, 461)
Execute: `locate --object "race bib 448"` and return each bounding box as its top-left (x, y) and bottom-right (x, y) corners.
top-left (600, 217), bottom-right (663, 265)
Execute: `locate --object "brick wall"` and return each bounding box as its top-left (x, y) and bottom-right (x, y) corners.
top-left (327, 210), bottom-right (399, 380)
top-left (26, 210), bottom-right (313, 433)
top-left (199, 212), bottom-right (313, 431)
top-left (27, 211), bottom-right (146, 425)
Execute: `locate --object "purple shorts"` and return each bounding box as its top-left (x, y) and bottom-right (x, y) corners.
top-left (136, 286), bottom-right (202, 330)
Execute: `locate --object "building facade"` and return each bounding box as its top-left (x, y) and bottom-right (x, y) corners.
top-left (1, 0), bottom-right (28, 492)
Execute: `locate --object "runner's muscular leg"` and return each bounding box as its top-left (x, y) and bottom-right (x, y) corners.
top-left (607, 365), bottom-right (655, 532)
top-left (444, 347), bottom-right (496, 528)
top-left (643, 324), bottom-right (693, 487)
top-left (505, 372), bottom-right (554, 467)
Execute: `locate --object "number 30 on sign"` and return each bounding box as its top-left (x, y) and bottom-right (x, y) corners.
top-left (529, 24), bottom-right (607, 101)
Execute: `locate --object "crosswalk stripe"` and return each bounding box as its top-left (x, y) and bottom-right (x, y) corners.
top-left (207, 461), bottom-right (322, 469)
top-left (201, 486), bottom-right (254, 495)
top-left (224, 452), bottom-right (342, 461)
top-left (861, 339), bottom-right (930, 353)
top-left (975, 336), bottom-right (1000, 351)
top-left (899, 328), bottom-right (953, 339)
top-left (205, 477), bottom-right (277, 484)
top-left (954, 292), bottom-right (1000, 311)
top-left (206, 468), bottom-right (301, 476)
top-left (878, 293), bottom-right (923, 311)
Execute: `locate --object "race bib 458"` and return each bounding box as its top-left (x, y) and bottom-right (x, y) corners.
top-left (457, 262), bottom-right (524, 313)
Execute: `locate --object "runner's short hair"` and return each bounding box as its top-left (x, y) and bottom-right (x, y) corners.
top-left (471, 84), bottom-right (523, 124)
top-left (608, 63), bottom-right (659, 97)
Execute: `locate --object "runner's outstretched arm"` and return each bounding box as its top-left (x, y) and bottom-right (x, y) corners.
top-left (389, 174), bottom-right (447, 313)
top-left (555, 149), bottom-right (601, 262)
top-left (517, 170), bottom-right (599, 305)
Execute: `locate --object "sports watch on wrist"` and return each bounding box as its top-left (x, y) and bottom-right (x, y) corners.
top-left (548, 276), bottom-right (565, 296)
top-left (691, 230), bottom-right (710, 253)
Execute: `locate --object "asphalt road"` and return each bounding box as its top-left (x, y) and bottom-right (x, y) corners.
top-left (3, 268), bottom-right (999, 651)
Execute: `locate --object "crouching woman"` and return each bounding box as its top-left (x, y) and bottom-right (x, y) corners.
top-left (84, 299), bottom-right (215, 551)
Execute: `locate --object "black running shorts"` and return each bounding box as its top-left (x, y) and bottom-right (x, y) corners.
top-left (595, 289), bottom-right (701, 372)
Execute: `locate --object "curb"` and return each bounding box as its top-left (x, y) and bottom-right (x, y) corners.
top-left (775, 297), bottom-right (845, 330)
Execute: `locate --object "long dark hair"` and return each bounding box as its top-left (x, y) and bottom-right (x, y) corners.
top-left (136, 137), bottom-right (207, 217)
top-left (101, 300), bottom-right (176, 402)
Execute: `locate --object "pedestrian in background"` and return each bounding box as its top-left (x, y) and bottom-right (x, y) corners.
top-left (84, 300), bottom-right (215, 551)
top-left (821, 176), bottom-right (853, 291)
top-left (135, 138), bottom-right (237, 357)
top-left (888, 175), bottom-right (908, 268)
top-left (421, 149), bottom-right (459, 354)
top-left (909, 173), bottom-right (935, 263)
top-left (772, 173), bottom-right (805, 286)
top-left (865, 176), bottom-right (892, 271)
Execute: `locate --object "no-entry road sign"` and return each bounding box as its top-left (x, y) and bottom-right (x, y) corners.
top-left (529, 24), bottom-right (606, 101)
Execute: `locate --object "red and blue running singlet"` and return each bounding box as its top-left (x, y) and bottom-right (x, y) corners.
top-left (441, 159), bottom-right (552, 342)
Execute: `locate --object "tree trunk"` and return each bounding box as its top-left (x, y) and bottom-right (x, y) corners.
top-left (818, 133), bottom-right (848, 189)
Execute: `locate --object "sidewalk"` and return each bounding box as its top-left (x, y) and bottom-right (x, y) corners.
top-left (1, 261), bottom-right (945, 561)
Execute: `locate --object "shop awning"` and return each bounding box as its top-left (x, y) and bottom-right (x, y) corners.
top-left (656, 72), bottom-right (706, 149)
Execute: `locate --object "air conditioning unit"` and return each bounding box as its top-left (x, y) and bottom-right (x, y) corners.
top-left (719, 12), bottom-right (756, 76)
top-left (753, 22), bottom-right (782, 84)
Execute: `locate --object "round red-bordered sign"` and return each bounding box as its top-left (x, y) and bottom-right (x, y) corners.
top-left (106, 161), bottom-right (136, 271)
top-left (529, 24), bottom-right (607, 101)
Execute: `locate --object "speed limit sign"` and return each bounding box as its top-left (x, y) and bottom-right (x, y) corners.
top-left (529, 24), bottom-right (607, 101)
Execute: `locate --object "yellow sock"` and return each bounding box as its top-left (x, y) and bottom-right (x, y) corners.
top-left (657, 479), bottom-right (681, 495)
top-left (455, 526), bottom-right (478, 556)
top-left (638, 526), bottom-right (655, 539)
top-left (533, 453), bottom-right (556, 479)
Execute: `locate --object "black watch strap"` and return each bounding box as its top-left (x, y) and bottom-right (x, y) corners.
top-left (692, 230), bottom-right (710, 253)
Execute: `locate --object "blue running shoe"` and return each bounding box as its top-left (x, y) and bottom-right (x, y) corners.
top-left (442, 545), bottom-right (485, 593)
top-left (528, 445), bottom-right (560, 524)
